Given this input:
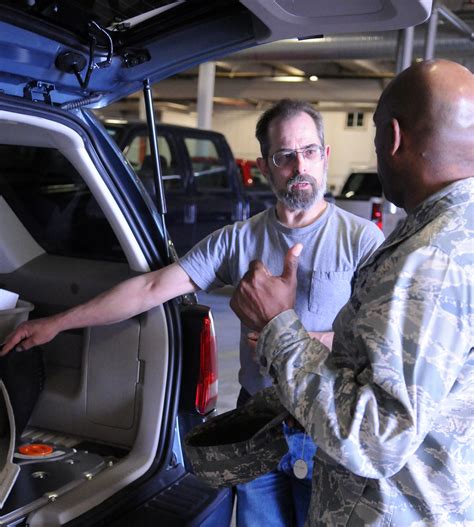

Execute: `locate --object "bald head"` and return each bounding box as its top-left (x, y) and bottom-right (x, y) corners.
top-left (374, 60), bottom-right (474, 209)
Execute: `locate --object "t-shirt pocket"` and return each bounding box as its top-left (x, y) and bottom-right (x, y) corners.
top-left (309, 270), bottom-right (353, 318)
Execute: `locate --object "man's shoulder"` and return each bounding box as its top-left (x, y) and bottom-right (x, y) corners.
top-left (330, 204), bottom-right (384, 240)
top-left (184, 208), bottom-right (272, 257)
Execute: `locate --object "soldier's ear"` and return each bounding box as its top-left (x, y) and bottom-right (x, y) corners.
top-left (390, 118), bottom-right (402, 156)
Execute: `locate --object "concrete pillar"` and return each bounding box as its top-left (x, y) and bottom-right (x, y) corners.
top-left (197, 62), bottom-right (216, 129)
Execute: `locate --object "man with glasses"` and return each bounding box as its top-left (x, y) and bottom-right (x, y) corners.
top-left (2, 99), bottom-right (384, 527)
top-left (225, 99), bottom-right (383, 527)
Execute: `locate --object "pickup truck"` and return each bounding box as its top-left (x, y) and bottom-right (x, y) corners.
top-left (106, 122), bottom-right (277, 255)
top-left (335, 171), bottom-right (406, 237)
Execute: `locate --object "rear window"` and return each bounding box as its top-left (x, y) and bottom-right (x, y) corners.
top-left (0, 144), bottom-right (125, 261)
top-left (124, 133), bottom-right (182, 192)
top-left (340, 172), bottom-right (382, 198)
top-left (185, 137), bottom-right (229, 190)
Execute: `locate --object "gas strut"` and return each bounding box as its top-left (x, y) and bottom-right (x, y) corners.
top-left (143, 78), bottom-right (170, 259)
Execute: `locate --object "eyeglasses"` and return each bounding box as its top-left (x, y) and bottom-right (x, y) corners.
top-left (271, 145), bottom-right (325, 168)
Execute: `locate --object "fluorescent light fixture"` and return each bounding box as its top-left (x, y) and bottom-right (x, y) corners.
top-left (108, 0), bottom-right (185, 30)
top-left (103, 118), bottom-right (129, 125)
top-left (263, 75), bottom-right (306, 82)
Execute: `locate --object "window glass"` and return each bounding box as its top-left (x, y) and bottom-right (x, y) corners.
top-left (341, 172), bottom-right (382, 197)
top-left (0, 144), bottom-right (125, 261)
top-left (184, 137), bottom-right (229, 190)
top-left (124, 133), bottom-right (181, 191)
top-left (346, 111), bottom-right (365, 129)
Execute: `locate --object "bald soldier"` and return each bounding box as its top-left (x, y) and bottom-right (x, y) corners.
top-left (230, 59), bottom-right (474, 526)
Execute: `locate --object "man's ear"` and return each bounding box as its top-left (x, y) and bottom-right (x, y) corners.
top-left (256, 157), bottom-right (269, 178)
top-left (324, 144), bottom-right (331, 171)
top-left (390, 118), bottom-right (402, 156)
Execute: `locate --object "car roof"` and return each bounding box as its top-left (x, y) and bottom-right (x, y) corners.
top-left (0, 0), bottom-right (432, 107)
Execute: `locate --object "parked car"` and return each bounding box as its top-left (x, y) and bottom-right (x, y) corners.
top-left (105, 120), bottom-right (251, 256)
top-left (336, 171), bottom-right (406, 236)
top-left (0, 0), bottom-right (431, 525)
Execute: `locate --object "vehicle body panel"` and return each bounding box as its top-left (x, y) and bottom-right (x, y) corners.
top-left (336, 171), bottom-right (406, 236)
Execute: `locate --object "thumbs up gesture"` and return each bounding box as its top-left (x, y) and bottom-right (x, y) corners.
top-left (230, 244), bottom-right (302, 331)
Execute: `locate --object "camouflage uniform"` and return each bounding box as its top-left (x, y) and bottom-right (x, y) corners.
top-left (257, 178), bottom-right (474, 526)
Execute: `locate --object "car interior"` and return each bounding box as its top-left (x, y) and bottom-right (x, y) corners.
top-left (0, 112), bottom-right (174, 526)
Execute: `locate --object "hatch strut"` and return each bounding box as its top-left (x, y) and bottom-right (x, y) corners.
top-left (143, 78), bottom-right (170, 258)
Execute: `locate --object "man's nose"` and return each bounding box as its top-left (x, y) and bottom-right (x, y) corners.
top-left (294, 150), bottom-right (307, 171)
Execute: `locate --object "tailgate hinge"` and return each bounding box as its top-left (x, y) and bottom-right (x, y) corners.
top-left (23, 81), bottom-right (55, 105)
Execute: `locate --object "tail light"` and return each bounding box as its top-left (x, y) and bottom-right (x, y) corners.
top-left (195, 315), bottom-right (218, 415)
top-left (371, 202), bottom-right (383, 231)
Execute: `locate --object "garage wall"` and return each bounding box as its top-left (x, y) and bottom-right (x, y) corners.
top-left (161, 110), bottom-right (197, 128)
top-left (323, 111), bottom-right (377, 192)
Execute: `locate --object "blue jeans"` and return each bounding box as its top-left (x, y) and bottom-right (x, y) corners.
top-left (236, 422), bottom-right (316, 527)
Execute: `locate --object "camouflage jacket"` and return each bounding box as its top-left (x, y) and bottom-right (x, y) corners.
top-left (257, 178), bottom-right (474, 526)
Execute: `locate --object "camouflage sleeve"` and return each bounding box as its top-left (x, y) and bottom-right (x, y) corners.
top-left (256, 246), bottom-right (473, 479)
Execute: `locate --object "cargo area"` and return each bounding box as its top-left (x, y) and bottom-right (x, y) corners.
top-left (0, 110), bottom-right (172, 526)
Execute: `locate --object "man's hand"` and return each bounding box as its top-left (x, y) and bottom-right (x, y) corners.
top-left (309, 331), bottom-right (334, 350)
top-left (230, 244), bottom-right (302, 331)
top-left (0, 317), bottom-right (60, 356)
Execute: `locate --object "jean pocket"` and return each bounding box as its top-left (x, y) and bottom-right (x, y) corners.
top-left (309, 270), bottom-right (353, 317)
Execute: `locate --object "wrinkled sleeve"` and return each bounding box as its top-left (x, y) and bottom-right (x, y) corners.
top-left (179, 225), bottom-right (234, 291)
top-left (256, 246), bottom-right (473, 479)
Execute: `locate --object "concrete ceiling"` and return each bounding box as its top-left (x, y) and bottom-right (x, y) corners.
top-left (105, 0), bottom-right (474, 116)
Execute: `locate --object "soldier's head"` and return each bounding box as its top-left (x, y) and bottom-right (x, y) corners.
top-left (373, 59), bottom-right (474, 211)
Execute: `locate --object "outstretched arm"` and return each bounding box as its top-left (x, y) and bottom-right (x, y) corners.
top-left (1, 263), bottom-right (198, 355)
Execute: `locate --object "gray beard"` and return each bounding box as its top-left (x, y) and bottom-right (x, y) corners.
top-left (275, 173), bottom-right (327, 211)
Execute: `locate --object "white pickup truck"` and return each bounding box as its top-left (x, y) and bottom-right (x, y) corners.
top-left (335, 171), bottom-right (406, 237)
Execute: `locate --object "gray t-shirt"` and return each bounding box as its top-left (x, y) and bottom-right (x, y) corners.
top-left (179, 204), bottom-right (384, 394)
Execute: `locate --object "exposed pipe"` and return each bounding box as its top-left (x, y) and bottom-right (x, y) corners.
top-left (424, 3), bottom-right (439, 59)
top-left (229, 31), bottom-right (474, 62)
top-left (438, 5), bottom-right (474, 40)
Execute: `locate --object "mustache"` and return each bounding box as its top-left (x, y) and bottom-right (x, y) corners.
top-left (286, 173), bottom-right (315, 190)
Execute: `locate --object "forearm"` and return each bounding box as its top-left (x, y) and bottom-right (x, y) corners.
top-left (1, 263), bottom-right (198, 354)
top-left (52, 275), bottom-right (158, 332)
top-left (53, 263), bottom-right (197, 332)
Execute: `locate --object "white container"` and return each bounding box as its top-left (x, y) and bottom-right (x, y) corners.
top-left (0, 300), bottom-right (34, 343)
